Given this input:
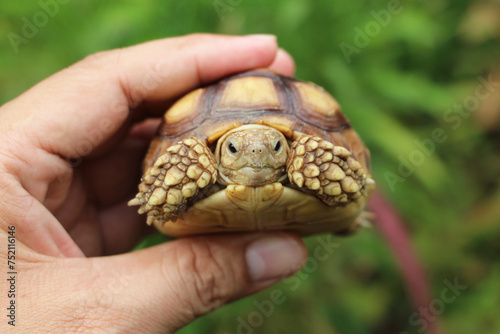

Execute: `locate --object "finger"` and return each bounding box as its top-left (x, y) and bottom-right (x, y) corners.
top-left (80, 136), bottom-right (149, 207)
top-left (97, 200), bottom-right (154, 255)
top-left (129, 118), bottom-right (162, 140)
top-left (1, 34), bottom-right (284, 160)
top-left (90, 233), bottom-right (307, 332)
top-left (0, 173), bottom-right (85, 258)
top-left (268, 48), bottom-right (296, 76)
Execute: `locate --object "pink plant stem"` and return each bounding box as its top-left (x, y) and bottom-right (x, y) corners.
top-left (368, 190), bottom-right (443, 334)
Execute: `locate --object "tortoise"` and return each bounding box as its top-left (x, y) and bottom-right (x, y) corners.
top-left (128, 69), bottom-right (375, 236)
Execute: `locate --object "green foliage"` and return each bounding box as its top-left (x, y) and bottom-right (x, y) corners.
top-left (1, 0), bottom-right (499, 332)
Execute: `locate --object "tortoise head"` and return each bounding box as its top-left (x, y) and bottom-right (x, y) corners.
top-left (215, 124), bottom-right (289, 186)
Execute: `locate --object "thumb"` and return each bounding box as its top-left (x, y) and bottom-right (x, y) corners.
top-left (92, 232), bottom-right (307, 333)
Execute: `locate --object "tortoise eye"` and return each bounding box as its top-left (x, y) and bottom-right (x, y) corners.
top-left (228, 142), bottom-right (238, 154)
top-left (274, 140), bottom-right (281, 152)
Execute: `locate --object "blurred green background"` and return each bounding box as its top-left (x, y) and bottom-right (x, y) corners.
top-left (1, 0), bottom-right (499, 333)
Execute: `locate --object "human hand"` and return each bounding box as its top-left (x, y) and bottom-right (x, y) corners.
top-left (0, 34), bottom-right (307, 333)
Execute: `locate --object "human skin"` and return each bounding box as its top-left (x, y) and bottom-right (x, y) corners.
top-left (0, 34), bottom-right (307, 333)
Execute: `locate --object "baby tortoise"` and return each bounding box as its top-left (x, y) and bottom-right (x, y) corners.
top-left (129, 69), bottom-right (375, 236)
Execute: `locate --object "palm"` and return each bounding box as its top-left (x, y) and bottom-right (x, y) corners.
top-left (51, 127), bottom-right (155, 257)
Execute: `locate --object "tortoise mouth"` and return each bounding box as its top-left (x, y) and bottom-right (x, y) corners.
top-left (218, 166), bottom-right (286, 186)
top-left (238, 166), bottom-right (284, 185)
top-left (243, 164), bottom-right (273, 169)
top-left (241, 166), bottom-right (272, 173)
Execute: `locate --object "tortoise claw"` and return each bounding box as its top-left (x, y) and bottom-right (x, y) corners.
top-left (127, 197), bottom-right (142, 206)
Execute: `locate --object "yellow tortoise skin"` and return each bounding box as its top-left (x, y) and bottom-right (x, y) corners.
top-left (128, 69), bottom-right (375, 237)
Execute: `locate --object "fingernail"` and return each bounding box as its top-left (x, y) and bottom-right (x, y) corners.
top-left (246, 235), bottom-right (306, 282)
top-left (246, 34), bottom-right (277, 42)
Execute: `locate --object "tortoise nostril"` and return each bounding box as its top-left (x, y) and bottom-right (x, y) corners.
top-left (251, 148), bottom-right (264, 154)
top-left (250, 143), bottom-right (266, 155)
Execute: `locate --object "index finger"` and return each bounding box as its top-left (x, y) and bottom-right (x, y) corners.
top-left (0, 34), bottom-right (295, 159)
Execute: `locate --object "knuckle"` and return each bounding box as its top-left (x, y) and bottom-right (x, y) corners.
top-left (168, 238), bottom-right (241, 315)
top-left (77, 48), bottom-right (125, 73)
top-left (79, 49), bottom-right (116, 67)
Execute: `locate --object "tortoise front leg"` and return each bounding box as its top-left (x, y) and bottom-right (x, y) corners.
top-left (287, 134), bottom-right (369, 207)
top-left (128, 137), bottom-right (217, 226)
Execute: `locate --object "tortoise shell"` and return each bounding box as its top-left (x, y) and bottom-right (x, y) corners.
top-left (144, 69), bottom-right (370, 174)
